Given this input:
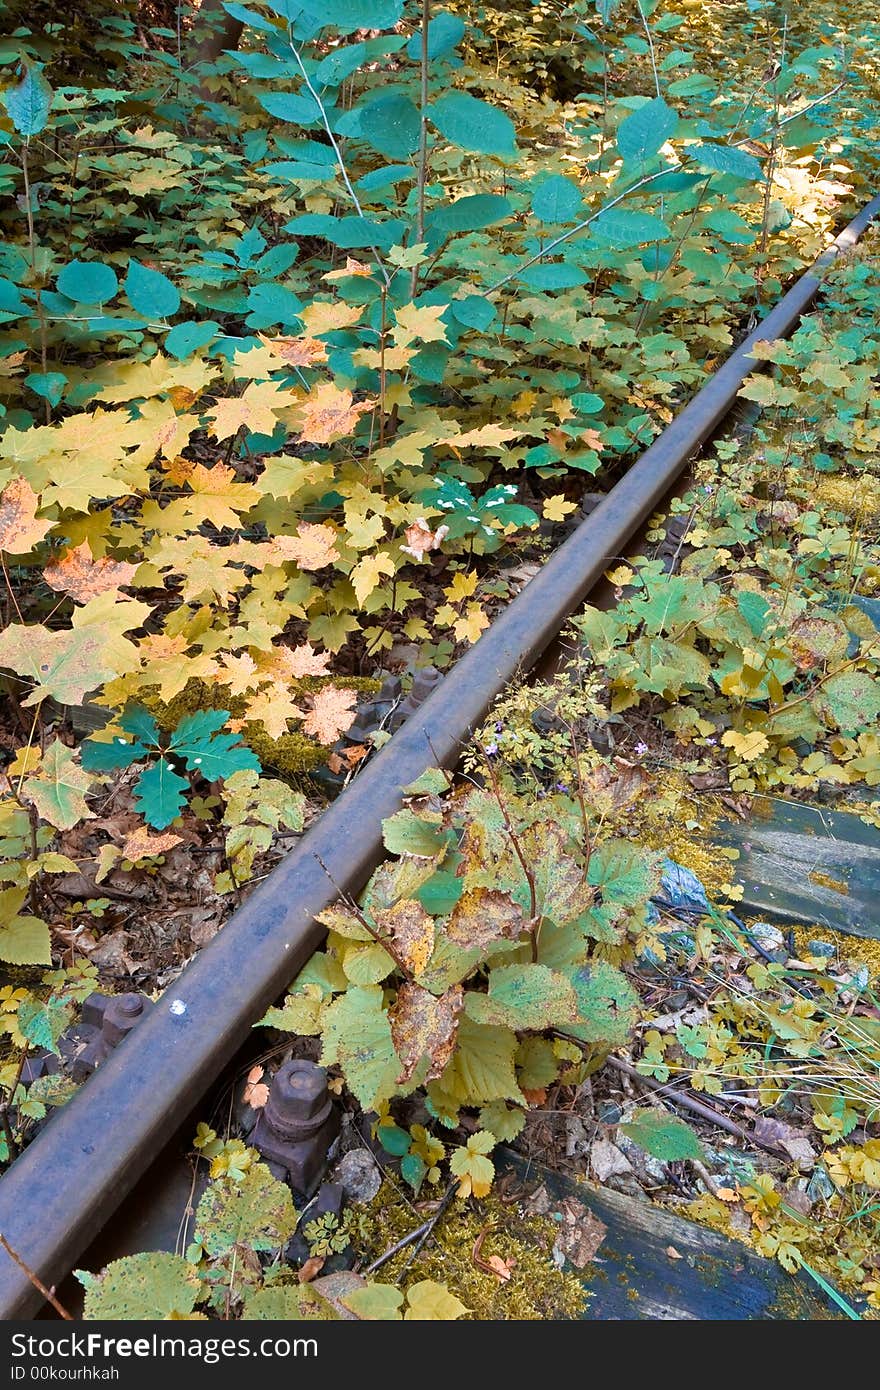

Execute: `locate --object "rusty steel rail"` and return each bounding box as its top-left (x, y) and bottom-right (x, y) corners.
top-left (1, 193), bottom-right (879, 1318)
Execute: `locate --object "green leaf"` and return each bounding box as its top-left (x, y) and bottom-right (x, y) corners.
top-left (0, 624), bottom-right (118, 709)
top-left (258, 991), bottom-right (323, 1035)
top-left (382, 809), bottom-right (447, 858)
top-left (813, 671), bottom-right (880, 733)
top-left (588, 840), bottom-right (660, 908)
top-left (359, 93), bottom-right (420, 159)
top-left (17, 996), bottom-right (73, 1054)
top-left (169, 710), bottom-right (260, 780)
top-left (592, 208), bottom-right (671, 247)
top-left (241, 1284), bottom-right (315, 1319)
top-left (427, 193), bottom-right (512, 235)
top-left (619, 1108), bottom-right (706, 1162)
top-left (567, 960), bottom-right (640, 1046)
top-left (320, 985), bottom-right (400, 1109)
top-left (531, 175), bottom-right (584, 223)
top-left (120, 704), bottom-right (161, 745)
top-left (689, 142), bottom-right (764, 181)
top-left (295, 0), bottom-right (404, 34)
top-left (77, 1252), bottom-right (200, 1320)
top-left (405, 11), bottom-right (464, 60)
top-left (25, 739), bottom-right (93, 831)
top-left (479, 1099), bottom-right (525, 1142)
top-left (377, 1122), bottom-right (410, 1157)
top-left (518, 263), bottom-right (587, 290)
top-left (195, 1164), bottom-right (297, 1257)
top-left (465, 963), bottom-right (577, 1030)
top-left (133, 759), bottom-right (188, 830)
top-left (3, 63), bottom-right (53, 136)
top-left (81, 736), bottom-right (148, 773)
top-left (617, 96), bottom-right (677, 163)
top-left (125, 259), bottom-right (181, 320)
top-left (0, 889), bottom-right (51, 965)
top-left (25, 372), bottom-right (66, 407)
top-left (404, 1279), bottom-right (469, 1320)
top-left (342, 1283), bottom-right (404, 1320)
top-left (429, 91), bottom-right (516, 156)
top-left (400, 1151), bottom-right (427, 1191)
top-left (165, 320), bottom-right (219, 359)
top-left (431, 1014), bottom-right (523, 1106)
top-left (56, 261), bottom-right (118, 306)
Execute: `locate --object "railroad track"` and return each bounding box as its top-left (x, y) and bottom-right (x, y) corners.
top-left (2, 193), bottom-right (879, 1320)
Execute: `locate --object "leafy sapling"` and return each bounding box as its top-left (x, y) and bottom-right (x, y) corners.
top-left (82, 706), bottom-right (259, 830)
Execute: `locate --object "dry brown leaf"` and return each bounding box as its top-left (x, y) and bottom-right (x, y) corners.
top-left (298, 1256), bottom-right (326, 1284)
top-left (44, 541), bottom-right (138, 603)
top-left (582, 758), bottom-right (651, 813)
top-left (297, 382), bottom-right (374, 445)
top-left (484, 1254), bottom-right (516, 1282)
top-left (0, 477), bottom-right (53, 555)
top-left (447, 888), bottom-right (524, 951)
top-left (375, 898), bottom-right (435, 977)
top-left (270, 522), bottom-right (340, 571)
top-left (257, 331), bottom-right (328, 367)
top-left (303, 686), bottom-right (357, 744)
top-left (666, 1245), bottom-right (683, 1260)
top-left (400, 518), bottom-right (450, 561)
top-left (552, 1198), bottom-right (606, 1269)
top-left (243, 1065), bottom-right (269, 1110)
top-left (389, 981), bottom-right (464, 1084)
top-left (121, 826), bottom-right (182, 861)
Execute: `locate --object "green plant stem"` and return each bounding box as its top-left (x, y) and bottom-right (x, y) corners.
top-left (20, 139), bottom-right (50, 425)
top-left (411, 0), bottom-right (431, 299)
top-left (286, 34), bottom-right (390, 288)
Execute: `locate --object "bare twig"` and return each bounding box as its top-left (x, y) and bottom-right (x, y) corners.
top-left (312, 853), bottom-right (413, 981)
top-left (0, 1233), bottom-right (73, 1319)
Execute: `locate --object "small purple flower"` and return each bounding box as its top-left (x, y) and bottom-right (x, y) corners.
top-left (556, 781), bottom-right (569, 793)
top-left (703, 484), bottom-right (714, 494)
top-left (634, 741), bottom-right (649, 757)
top-left (485, 742), bottom-right (499, 756)
top-left (495, 720), bottom-right (503, 733)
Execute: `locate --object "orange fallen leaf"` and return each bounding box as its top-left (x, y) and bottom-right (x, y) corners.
top-left (243, 1065), bottom-right (269, 1109)
top-left (302, 686), bottom-right (358, 744)
top-left (121, 826), bottom-right (182, 861)
top-left (485, 1254), bottom-right (516, 1282)
top-left (257, 332), bottom-right (328, 367)
top-left (297, 382), bottom-right (374, 445)
top-left (0, 477), bottom-right (53, 555)
top-left (521, 1087), bottom-right (547, 1106)
top-left (44, 541), bottom-right (138, 603)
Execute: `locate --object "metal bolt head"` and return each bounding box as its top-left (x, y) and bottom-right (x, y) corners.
top-left (274, 1060), bottom-right (327, 1121)
top-left (102, 994), bottom-right (145, 1047)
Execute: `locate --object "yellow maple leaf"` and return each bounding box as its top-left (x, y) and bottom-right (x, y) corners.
top-left (300, 300), bottom-right (364, 336)
top-left (549, 396), bottom-right (576, 424)
top-left (352, 345), bottom-right (415, 372)
top-left (444, 570), bottom-right (478, 604)
top-left (206, 379), bottom-right (298, 441)
top-left (605, 564), bottom-right (635, 587)
top-left (392, 303), bottom-right (449, 349)
top-left (543, 494), bottom-right (577, 523)
top-left (303, 686), bottom-right (358, 744)
top-left (439, 424), bottom-right (520, 450)
top-left (351, 550), bottom-right (395, 605)
top-left (297, 382), bottom-right (375, 445)
top-left (216, 652), bottom-right (261, 696)
top-left (453, 603), bottom-right (489, 645)
top-left (43, 541), bottom-right (137, 603)
top-left (511, 389), bottom-right (539, 419)
top-left (0, 477), bottom-right (53, 554)
top-left (182, 462), bottom-right (260, 529)
top-left (244, 685), bottom-right (305, 739)
top-left (270, 522), bottom-right (340, 571)
top-left (721, 729), bottom-right (770, 762)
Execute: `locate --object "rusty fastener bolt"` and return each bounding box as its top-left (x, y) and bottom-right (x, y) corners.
top-left (101, 994), bottom-right (145, 1048)
top-left (263, 1060), bottom-right (333, 1141)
